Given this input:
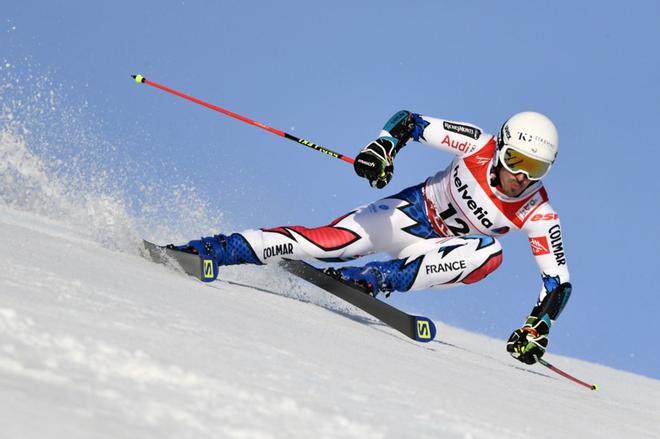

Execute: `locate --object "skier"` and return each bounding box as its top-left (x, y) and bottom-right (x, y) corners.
top-left (173, 110), bottom-right (572, 365)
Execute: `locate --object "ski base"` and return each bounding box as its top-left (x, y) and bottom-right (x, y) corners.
top-left (280, 260), bottom-right (437, 343)
top-left (142, 240), bottom-right (218, 282)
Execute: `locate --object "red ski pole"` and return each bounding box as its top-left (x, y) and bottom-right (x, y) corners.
top-left (131, 74), bottom-right (354, 165)
top-left (538, 357), bottom-right (599, 391)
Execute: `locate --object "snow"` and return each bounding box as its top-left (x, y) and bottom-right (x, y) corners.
top-left (1, 129), bottom-right (659, 438)
top-left (1, 206), bottom-right (660, 438)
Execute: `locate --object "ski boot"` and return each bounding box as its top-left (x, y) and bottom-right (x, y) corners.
top-left (324, 264), bottom-right (393, 298)
top-left (170, 233), bottom-right (261, 267)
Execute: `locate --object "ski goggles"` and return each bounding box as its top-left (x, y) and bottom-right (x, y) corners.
top-left (498, 145), bottom-right (552, 180)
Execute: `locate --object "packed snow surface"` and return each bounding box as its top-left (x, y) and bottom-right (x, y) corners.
top-left (1, 205), bottom-right (660, 439)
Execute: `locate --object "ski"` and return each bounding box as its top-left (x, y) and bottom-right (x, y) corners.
top-left (142, 241), bottom-right (436, 343)
top-left (142, 240), bottom-right (218, 282)
top-left (280, 260), bottom-right (437, 343)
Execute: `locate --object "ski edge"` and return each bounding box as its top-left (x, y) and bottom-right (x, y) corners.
top-left (280, 260), bottom-right (437, 343)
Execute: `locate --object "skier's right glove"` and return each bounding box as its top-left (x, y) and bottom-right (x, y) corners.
top-left (354, 136), bottom-right (398, 189)
top-left (506, 316), bottom-right (550, 365)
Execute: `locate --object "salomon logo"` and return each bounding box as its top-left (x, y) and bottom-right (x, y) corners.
top-left (417, 320), bottom-right (432, 339)
top-left (203, 260), bottom-right (215, 279)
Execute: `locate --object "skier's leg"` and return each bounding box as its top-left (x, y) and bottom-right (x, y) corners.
top-left (334, 235), bottom-right (503, 296)
top-left (176, 183), bottom-right (439, 267)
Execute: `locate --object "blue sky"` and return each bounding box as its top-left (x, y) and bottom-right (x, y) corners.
top-left (3, 1), bottom-right (659, 379)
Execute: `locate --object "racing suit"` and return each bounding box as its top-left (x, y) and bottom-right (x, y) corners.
top-left (186, 115), bottom-right (570, 306)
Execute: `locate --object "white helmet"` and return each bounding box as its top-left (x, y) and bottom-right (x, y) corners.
top-left (496, 111), bottom-right (559, 180)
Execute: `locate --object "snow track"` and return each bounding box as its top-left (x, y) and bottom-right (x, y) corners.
top-left (1, 206), bottom-right (659, 438)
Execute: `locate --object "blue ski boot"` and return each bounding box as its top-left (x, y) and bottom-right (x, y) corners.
top-left (324, 257), bottom-right (422, 297)
top-left (171, 233), bottom-right (262, 267)
top-left (324, 263), bottom-right (394, 298)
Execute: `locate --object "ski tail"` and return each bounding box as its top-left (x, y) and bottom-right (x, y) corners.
top-left (280, 260), bottom-right (437, 343)
top-left (143, 240), bottom-right (218, 282)
top-left (413, 316), bottom-right (437, 342)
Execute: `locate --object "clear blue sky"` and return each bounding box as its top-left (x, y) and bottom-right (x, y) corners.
top-left (3, 1), bottom-right (659, 379)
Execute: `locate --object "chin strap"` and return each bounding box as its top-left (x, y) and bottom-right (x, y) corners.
top-left (489, 165), bottom-right (501, 188)
top-left (494, 124), bottom-right (506, 168)
top-left (490, 129), bottom-right (505, 187)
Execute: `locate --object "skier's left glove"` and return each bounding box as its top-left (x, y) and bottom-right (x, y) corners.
top-left (354, 136), bottom-right (397, 189)
top-left (506, 316), bottom-right (550, 365)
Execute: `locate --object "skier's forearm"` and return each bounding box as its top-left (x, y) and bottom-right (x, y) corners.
top-left (531, 282), bottom-right (573, 324)
top-left (404, 114), bottom-right (484, 156)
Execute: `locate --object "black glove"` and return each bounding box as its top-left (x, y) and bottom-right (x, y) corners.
top-left (354, 137), bottom-right (397, 189)
top-left (506, 316), bottom-right (550, 365)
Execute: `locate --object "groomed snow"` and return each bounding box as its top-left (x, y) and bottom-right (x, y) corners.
top-left (1, 204), bottom-right (659, 438)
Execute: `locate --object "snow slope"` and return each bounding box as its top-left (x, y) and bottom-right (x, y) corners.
top-left (1, 207), bottom-right (660, 439)
top-left (1, 121), bottom-right (659, 439)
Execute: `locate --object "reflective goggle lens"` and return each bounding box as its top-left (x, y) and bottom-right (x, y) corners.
top-left (500, 146), bottom-right (551, 180)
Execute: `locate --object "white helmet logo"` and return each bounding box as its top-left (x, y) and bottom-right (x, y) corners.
top-left (500, 112), bottom-right (558, 164)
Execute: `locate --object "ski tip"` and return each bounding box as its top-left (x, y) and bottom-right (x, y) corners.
top-left (132, 74), bottom-right (145, 84)
top-left (591, 384), bottom-right (600, 391)
top-left (414, 317), bottom-right (437, 343)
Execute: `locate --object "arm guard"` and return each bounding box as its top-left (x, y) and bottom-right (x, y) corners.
top-left (530, 282), bottom-right (572, 326)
